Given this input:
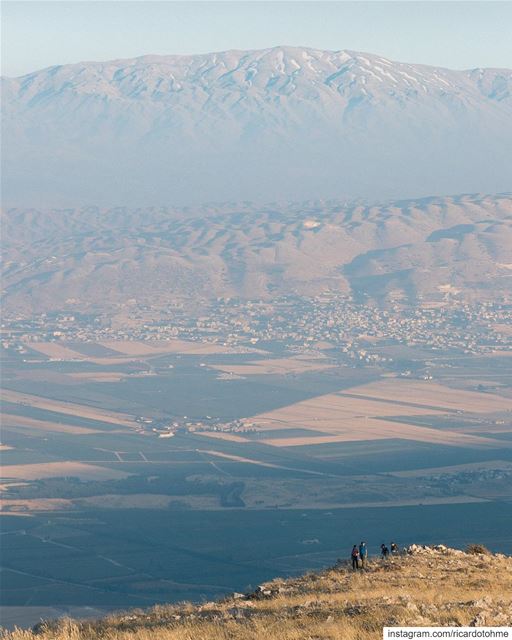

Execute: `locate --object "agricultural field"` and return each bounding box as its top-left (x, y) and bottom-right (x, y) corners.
top-left (233, 381), bottom-right (512, 448)
top-left (1, 337), bottom-right (512, 626)
top-left (209, 354), bottom-right (335, 376)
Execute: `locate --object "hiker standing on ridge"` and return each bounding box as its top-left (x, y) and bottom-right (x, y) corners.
top-left (351, 545), bottom-right (360, 570)
top-left (390, 542), bottom-right (399, 555)
top-left (381, 543), bottom-right (389, 559)
top-left (359, 541), bottom-right (368, 568)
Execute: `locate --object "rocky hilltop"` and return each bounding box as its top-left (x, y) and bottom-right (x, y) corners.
top-left (4, 545), bottom-right (512, 639)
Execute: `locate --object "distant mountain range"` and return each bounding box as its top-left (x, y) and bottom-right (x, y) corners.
top-left (2, 46), bottom-right (512, 205)
top-left (3, 193), bottom-right (511, 313)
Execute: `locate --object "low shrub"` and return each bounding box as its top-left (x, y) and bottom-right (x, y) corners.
top-left (465, 543), bottom-right (491, 555)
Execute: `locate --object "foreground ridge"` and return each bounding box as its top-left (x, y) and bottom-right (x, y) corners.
top-left (3, 545), bottom-right (512, 639)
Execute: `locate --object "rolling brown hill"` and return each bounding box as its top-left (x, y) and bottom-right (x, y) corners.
top-left (2, 193), bottom-right (512, 314)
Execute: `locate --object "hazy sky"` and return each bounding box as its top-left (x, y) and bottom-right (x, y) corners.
top-left (2, 1), bottom-right (512, 77)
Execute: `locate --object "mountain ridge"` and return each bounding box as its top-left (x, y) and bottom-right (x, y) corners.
top-left (3, 46), bottom-right (512, 206)
top-left (5, 45), bottom-right (512, 79)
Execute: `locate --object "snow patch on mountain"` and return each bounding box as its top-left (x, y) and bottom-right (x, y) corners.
top-left (2, 46), bottom-right (512, 206)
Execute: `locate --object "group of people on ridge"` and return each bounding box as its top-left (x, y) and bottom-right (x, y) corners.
top-left (350, 541), bottom-right (400, 569)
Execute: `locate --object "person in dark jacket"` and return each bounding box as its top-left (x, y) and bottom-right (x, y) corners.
top-left (359, 541), bottom-right (368, 568)
top-left (381, 543), bottom-right (389, 559)
top-left (390, 542), bottom-right (399, 555)
top-left (351, 545), bottom-right (360, 569)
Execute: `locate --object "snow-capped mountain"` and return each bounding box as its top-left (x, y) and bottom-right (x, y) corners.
top-left (2, 46), bottom-right (512, 205)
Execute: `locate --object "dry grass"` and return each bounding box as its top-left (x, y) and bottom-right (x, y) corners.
top-left (0, 497), bottom-right (72, 512)
top-left (345, 380), bottom-right (512, 413)
top-left (100, 340), bottom-right (235, 356)
top-left (258, 423), bottom-right (503, 448)
top-left (2, 547), bottom-right (511, 639)
top-left (209, 355), bottom-right (334, 376)
top-left (242, 390), bottom-right (506, 448)
top-left (1, 389), bottom-right (136, 427)
top-left (194, 432), bottom-right (251, 443)
top-left (0, 461), bottom-right (131, 482)
top-left (1, 414), bottom-right (99, 435)
top-left (67, 373), bottom-right (127, 383)
top-left (20, 343), bottom-right (142, 366)
top-left (245, 391), bottom-right (445, 426)
top-left (25, 343), bottom-right (86, 360)
top-left (465, 544), bottom-right (491, 555)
